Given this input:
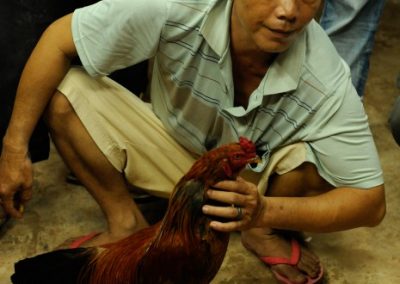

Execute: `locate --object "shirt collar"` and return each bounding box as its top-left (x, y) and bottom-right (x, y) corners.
top-left (226, 26), bottom-right (307, 116)
top-left (199, 0), bottom-right (232, 58)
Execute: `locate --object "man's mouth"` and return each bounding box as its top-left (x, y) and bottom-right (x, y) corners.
top-left (265, 26), bottom-right (296, 39)
top-left (268, 27), bottom-right (296, 37)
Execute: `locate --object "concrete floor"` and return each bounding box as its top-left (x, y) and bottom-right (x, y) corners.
top-left (1, 1), bottom-right (400, 283)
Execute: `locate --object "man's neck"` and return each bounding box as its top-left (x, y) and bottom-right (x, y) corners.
top-left (230, 32), bottom-right (276, 71)
top-left (229, 5), bottom-right (278, 108)
top-left (230, 33), bottom-right (277, 108)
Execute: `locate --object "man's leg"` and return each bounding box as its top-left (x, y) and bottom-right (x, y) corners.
top-left (44, 91), bottom-right (148, 247)
top-left (242, 162), bottom-right (333, 284)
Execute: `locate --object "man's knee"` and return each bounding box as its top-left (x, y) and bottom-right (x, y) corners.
top-left (267, 162), bottom-right (334, 197)
top-left (44, 91), bottom-right (74, 131)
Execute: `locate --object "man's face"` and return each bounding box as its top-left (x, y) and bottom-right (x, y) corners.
top-left (231, 0), bottom-right (321, 53)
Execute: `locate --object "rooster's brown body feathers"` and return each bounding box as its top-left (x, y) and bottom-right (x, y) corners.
top-left (12, 137), bottom-right (257, 284)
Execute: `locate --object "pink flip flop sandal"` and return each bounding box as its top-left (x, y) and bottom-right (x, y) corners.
top-left (260, 239), bottom-right (324, 284)
top-left (69, 232), bottom-right (100, 249)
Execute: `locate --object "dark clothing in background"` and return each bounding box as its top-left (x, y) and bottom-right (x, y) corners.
top-left (390, 96), bottom-right (400, 146)
top-left (0, 0), bottom-right (148, 162)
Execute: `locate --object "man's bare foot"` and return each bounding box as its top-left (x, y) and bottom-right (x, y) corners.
top-left (241, 228), bottom-right (322, 284)
top-left (58, 215), bottom-right (149, 249)
top-left (76, 230), bottom-right (132, 248)
top-left (84, 203), bottom-right (150, 247)
top-left (57, 224), bottom-right (147, 249)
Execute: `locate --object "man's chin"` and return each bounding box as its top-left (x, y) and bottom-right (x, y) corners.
top-left (257, 43), bottom-right (292, 54)
top-left (255, 33), bottom-right (298, 54)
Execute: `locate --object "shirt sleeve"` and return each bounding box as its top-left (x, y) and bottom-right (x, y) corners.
top-left (305, 72), bottom-right (384, 189)
top-left (72, 0), bottom-right (168, 76)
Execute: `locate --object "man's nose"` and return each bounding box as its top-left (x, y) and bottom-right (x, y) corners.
top-left (276, 0), bottom-right (297, 23)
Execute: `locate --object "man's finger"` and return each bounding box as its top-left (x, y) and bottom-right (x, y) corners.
top-left (3, 198), bottom-right (23, 219)
top-left (20, 188), bottom-right (33, 203)
top-left (203, 204), bottom-right (240, 219)
top-left (213, 178), bottom-right (254, 195)
top-left (206, 189), bottom-right (246, 205)
top-left (22, 168), bottom-right (33, 200)
top-left (208, 220), bottom-right (245, 232)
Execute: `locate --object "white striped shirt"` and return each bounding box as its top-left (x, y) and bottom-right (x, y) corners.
top-left (72, 0), bottom-right (383, 188)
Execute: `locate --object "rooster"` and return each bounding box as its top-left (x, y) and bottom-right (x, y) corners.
top-left (11, 137), bottom-right (257, 284)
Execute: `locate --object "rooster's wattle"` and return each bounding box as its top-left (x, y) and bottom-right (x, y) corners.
top-left (11, 137), bottom-right (257, 284)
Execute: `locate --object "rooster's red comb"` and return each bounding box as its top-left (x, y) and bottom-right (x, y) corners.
top-left (239, 137), bottom-right (256, 153)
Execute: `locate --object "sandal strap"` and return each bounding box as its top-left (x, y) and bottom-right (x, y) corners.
top-left (259, 239), bottom-right (301, 266)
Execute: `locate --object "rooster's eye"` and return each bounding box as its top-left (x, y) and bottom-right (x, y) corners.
top-left (233, 154), bottom-right (242, 160)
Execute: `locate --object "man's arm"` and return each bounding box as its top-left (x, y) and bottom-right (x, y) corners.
top-left (0, 14), bottom-right (77, 218)
top-left (202, 180), bottom-right (385, 233)
top-left (257, 185), bottom-right (385, 232)
top-left (4, 13), bottom-right (76, 148)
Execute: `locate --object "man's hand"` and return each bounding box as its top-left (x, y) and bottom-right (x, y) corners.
top-left (202, 177), bottom-right (266, 232)
top-left (0, 147), bottom-right (33, 219)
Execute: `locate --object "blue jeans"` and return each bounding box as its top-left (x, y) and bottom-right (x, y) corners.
top-left (320, 0), bottom-right (386, 97)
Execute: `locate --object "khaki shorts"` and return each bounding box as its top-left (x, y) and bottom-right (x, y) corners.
top-left (57, 67), bottom-right (307, 198)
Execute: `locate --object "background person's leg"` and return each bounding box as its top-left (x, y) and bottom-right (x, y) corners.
top-left (320, 0), bottom-right (386, 97)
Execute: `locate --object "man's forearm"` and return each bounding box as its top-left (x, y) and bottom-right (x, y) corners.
top-left (3, 14), bottom-right (76, 151)
top-left (260, 185), bottom-right (386, 233)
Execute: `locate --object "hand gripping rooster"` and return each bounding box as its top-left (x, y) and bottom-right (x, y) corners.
top-left (11, 137), bottom-right (258, 284)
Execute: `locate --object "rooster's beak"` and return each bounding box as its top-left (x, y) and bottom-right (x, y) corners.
top-left (249, 155), bottom-right (261, 165)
